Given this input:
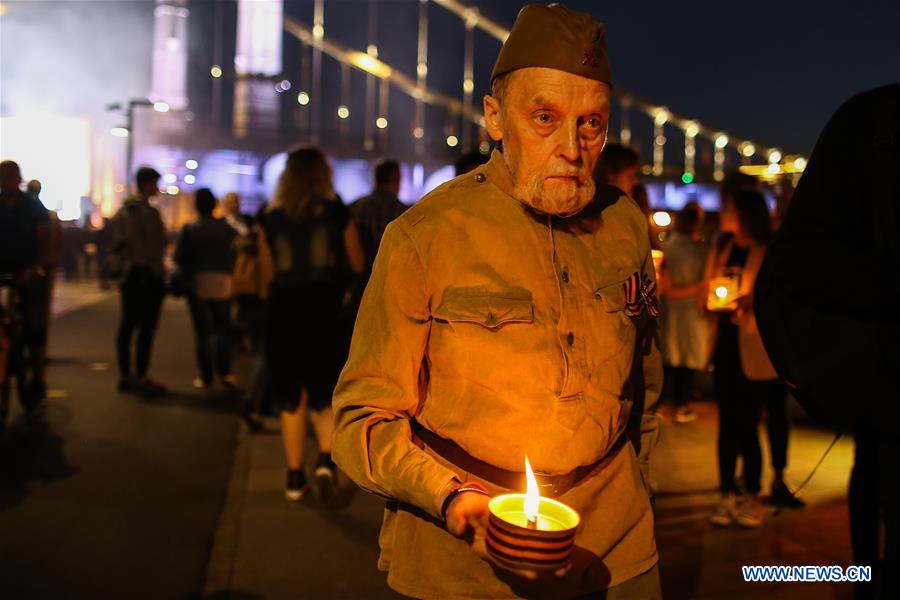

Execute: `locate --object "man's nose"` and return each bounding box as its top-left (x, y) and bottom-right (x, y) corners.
top-left (556, 120), bottom-right (581, 163)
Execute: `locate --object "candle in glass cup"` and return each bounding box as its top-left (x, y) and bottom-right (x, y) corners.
top-left (707, 275), bottom-right (739, 311)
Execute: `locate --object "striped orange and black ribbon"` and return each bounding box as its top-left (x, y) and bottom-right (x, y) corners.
top-left (623, 272), bottom-right (659, 318)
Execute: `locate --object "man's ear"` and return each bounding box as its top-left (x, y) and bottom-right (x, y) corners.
top-left (483, 95), bottom-right (503, 142)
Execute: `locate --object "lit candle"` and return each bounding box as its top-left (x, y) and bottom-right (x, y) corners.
top-left (707, 275), bottom-right (739, 311)
top-left (486, 457), bottom-right (581, 572)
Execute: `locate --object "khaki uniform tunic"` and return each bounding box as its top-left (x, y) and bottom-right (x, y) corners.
top-left (333, 151), bottom-right (662, 599)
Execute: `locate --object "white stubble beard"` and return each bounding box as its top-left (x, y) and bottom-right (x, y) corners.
top-left (504, 151), bottom-right (596, 217)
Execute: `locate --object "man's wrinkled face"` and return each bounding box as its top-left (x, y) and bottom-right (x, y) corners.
top-left (484, 68), bottom-right (610, 216)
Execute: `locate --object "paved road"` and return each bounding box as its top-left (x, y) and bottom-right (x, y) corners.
top-left (0, 289), bottom-right (860, 599)
top-left (0, 295), bottom-right (240, 599)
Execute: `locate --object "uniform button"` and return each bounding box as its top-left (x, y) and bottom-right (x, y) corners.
top-left (566, 331), bottom-right (575, 346)
top-left (561, 269), bottom-right (569, 283)
top-left (474, 173), bottom-right (486, 183)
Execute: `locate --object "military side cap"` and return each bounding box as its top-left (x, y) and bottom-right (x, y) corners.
top-left (491, 3), bottom-right (612, 87)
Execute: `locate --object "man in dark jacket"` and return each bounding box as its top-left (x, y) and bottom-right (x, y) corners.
top-left (348, 159), bottom-right (408, 277)
top-left (110, 166), bottom-right (167, 396)
top-left (755, 84), bottom-right (899, 600)
top-left (174, 188), bottom-right (238, 390)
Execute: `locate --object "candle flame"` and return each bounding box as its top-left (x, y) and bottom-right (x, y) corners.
top-left (524, 456), bottom-right (540, 523)
top-left (715, 286), bottom-right (729, 299)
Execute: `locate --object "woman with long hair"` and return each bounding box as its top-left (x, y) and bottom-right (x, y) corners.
top-left (706, 188), bottom-right (783, 529)
top-left (263, 147), bottom-right (364, 501)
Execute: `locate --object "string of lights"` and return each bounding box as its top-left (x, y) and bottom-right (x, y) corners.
top-left (274, 1), bottom-right (802, 175)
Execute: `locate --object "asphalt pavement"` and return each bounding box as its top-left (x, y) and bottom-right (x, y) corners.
top-left (0, 291), bottom-right (239, 599)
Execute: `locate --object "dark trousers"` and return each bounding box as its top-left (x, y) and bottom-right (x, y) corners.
top-left (186, 296), bottom-right (232, 384)
top-left (116, 268), bottom-right (164, 378)
top-left (850, 423), bottom-right (900, 600)
top-left (764, 383), bottom-right (789, 471)
top-left (664, 365), bottom-right (695, 408)
top-left (713, 329), bottom-right (764, 494)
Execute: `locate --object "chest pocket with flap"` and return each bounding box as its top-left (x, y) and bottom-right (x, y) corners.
top-left (594, 276), bottom-right (629, 312)
top-left (433, 287), bottom-right (534, 329)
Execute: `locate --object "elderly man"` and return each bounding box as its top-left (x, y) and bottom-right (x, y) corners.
top-left (333, 4), bottom-right (661, 598)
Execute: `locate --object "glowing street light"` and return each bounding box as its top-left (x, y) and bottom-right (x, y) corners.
top-left (793, 156), bottom-right (807, 170)
top-left (376, 117), bottom-right (388, 129)
top-left (740, 142), bottom-right (756, 157)
top-left (163, 173), bottom-right (177, 184)
top-left (210, 65), bottom-right (223, 78)
top-left (297, 92), bottom-right (310, 105)
top-left (652, 211), bottom-right (673, 228)
top-left (337, 105), bottom-right (350, 119)
top-left (768, 149), bottom-right (782, 164)
top-left (110, 127), bottom-right (130, 138)
top-left (153, 101), bottom-right (170, 113)
top-left (185, 159), bottom-right (198, 170)
top-left (446, 135), bottom-right (459, 147)
top-left (715, 134), bottom-right (729, 149)
top-left (184, 174), bottom-right (196, 185)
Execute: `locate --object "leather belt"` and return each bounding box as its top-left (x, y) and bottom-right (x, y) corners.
top-left (411, 420), bottom-right (625, 499)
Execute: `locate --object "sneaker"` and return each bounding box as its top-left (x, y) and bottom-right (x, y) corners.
top-left (285, 469), bottom-right (309, 501)
top-left (770, 483), bottom-right (806, 509)
top-left (735, 494), bottom-right (763, 528)
top-left (674, 407), bottom-right (698, 423)
top-left (222, 374), bottom-right (240, 392)
top-left (314, 455), bottom-right (337, 501)
top-left (710, 493), bottom-right (736, 527)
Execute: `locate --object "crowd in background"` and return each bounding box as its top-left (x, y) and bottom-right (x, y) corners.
top-left (3, 146), bottom-right (806, 516)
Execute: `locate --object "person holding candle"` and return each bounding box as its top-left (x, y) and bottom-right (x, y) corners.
top-left (704, 187), bottom-right (782, 528)
top-left (659, 202), bottom-right (709, 424)
top-left (333, 5), bottom-right (662, 598)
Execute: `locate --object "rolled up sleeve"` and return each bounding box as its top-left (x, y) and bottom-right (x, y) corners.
top-left (332, 222), bottom-right (459, 518)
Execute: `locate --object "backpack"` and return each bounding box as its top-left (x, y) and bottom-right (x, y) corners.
top-left (754, 85), bottom-right (900, 432)
top-left (232, 228), bottom-right (274, 300)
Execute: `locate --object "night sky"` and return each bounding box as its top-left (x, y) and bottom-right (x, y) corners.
top-left (2, 0), bottom-right (898, 159)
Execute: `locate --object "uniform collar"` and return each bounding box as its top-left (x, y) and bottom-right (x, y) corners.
top-left (483, 149), bottom-right (517, 200)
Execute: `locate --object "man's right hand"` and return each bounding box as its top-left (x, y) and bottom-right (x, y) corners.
top-left (445, 490), bottom-right (490, 541)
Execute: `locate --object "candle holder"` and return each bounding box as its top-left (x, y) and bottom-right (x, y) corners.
top-left (651, 249), bottom-right (664, 277)
top-left (486, 494), bottom-right (580, 572)
top-left (706, 275), bottom-right (740, 312)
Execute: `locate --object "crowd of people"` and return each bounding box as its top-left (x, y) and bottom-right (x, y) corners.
top-left (0, 145), bottom-right (862, 522)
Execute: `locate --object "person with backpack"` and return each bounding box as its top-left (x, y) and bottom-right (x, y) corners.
top-left (173, 188), bottom-right (238, 391)
top-left (232, 210), bottom-right (274, 422)
top-left (755, 84), bottom-right (900, 600)
top-left (109, 167), bottom-right (167, 396)
top-left (263, 147), bottom-right (364, 501)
